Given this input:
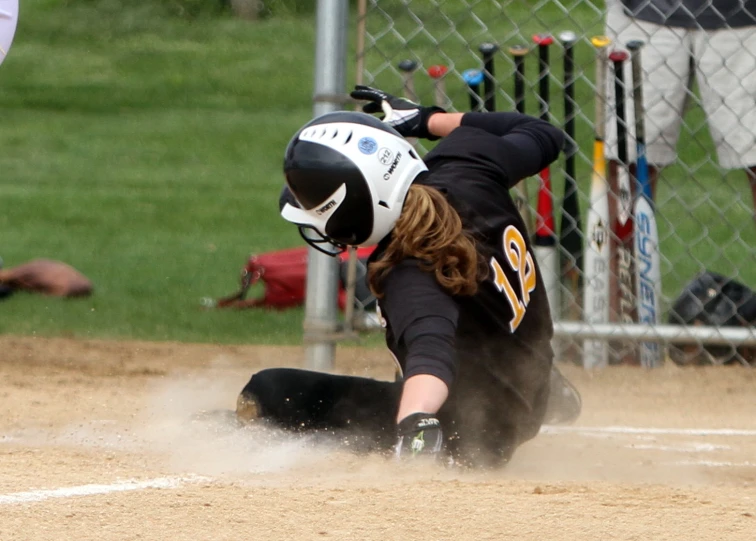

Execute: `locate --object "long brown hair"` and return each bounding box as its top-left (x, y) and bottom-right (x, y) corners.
top-left (368, 184), bottom-right (486, 297)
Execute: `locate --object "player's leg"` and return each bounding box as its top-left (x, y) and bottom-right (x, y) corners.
top-left (441, 340), bottom-right (554, 468)
top-left (695, 27), bottom-right (756, 225)
top-left (237, 367), bottom-right (401, 451)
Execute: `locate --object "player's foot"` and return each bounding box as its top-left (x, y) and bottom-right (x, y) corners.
top-left (235, 391), bottom-right (260, 424)
top-left (543, 366), bottom-right (582, 425)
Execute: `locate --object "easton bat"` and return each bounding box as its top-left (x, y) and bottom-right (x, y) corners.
top-left (532, 33), bottom-right (560, 320)
top-left (462, 68), bottom-right (484, 112)
top-left (478, 42), bottom-right (499, 112)
top-left (427, 64), bottom-right (448, 108)
top-left (628, 39), bottom-right (662, 368)
top-left (609, 49), bottom-right (637, 363)
top-left (583, 36), bottom-right (612, 370)
top-left (397, 59), bottom-right (419, 103)
top-left (508, 44), bottom-right (534, 235)
top-left (558, 30), bottom-right (583, 321)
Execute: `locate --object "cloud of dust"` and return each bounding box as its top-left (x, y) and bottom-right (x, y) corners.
top-left (133, 363), bottom-right (339, 479)
top-left (128, 359), bottom-right (446, 487)
top-left (127, 359), bottom-right (484, 488)
top-left (62, 366), bottom-right (730, 489)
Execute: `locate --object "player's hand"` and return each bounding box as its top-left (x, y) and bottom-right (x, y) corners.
top-left (394, 413), bottom-right (444, 460)
top-left (350, 85), bottom-right (444, 141)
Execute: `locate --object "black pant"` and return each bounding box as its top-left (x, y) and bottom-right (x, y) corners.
top-left (239, 345), bottom-right (550, 468)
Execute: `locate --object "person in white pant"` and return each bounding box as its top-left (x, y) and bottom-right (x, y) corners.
top-left (604, 0), bottom-right (756, 222)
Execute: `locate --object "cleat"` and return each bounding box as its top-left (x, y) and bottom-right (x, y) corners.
top-left (235, 392), bottom-right (260, 424)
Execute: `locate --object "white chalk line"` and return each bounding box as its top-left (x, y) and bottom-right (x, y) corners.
top-left (628, 442), bottom-right (731, 453)
top-left (673, 459), bottom-right (756, 468)
top-left (540, 425), bottom-right (756, 468)
top-left (541, 425), bottom-right (756, 437)
top-left (0, 475), bottom-right (210, 506)
top-left (1, 424), bottom-right (753, 505)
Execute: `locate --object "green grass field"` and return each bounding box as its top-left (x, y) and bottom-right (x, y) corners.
top-left (1, 0), bottom-right (754, 345)
top-left (0, 0), bottom-right (314, 343)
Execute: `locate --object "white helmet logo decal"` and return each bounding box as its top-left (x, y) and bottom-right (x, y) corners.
top-left (377, 148), bottom-right (393, 165)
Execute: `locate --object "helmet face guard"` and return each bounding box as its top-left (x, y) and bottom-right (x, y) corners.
top-left (280, 111), bottom-right (427, 254)
top-left (296, 225), bottom-right (346, 256)
top-left (281, 183), bottom-right (350, 256)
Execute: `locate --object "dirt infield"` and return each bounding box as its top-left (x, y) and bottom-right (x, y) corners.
top-left (1, 335), bottom-right (755, 540)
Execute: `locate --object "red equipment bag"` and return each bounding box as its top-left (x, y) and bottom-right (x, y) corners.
top-left (211, 246), bottom-right (375, 310)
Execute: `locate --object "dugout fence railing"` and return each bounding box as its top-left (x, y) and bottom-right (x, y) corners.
top-left (305, 0), bottom-right (756, 369)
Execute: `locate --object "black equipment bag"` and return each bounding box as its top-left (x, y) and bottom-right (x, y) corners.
top-left (668, 270), bottom-right (756, 365)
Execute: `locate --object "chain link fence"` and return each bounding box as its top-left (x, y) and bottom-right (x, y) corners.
top-left (343, 0), bottom-right (756, 367)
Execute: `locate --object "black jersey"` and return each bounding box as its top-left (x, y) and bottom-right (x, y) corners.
top-left (373, 112), bottom-right (564, 388)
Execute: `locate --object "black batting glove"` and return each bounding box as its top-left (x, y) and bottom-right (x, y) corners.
top-left (394, 412), bottom-right (444, 460)
top-left (350, 85), bottom-right (445, 141)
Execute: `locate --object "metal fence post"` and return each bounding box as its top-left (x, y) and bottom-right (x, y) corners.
top-left (304, 0), bottom-right (349, 372)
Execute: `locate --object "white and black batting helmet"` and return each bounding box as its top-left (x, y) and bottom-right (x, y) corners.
top-left (280, 111), bottom-right (428, 254)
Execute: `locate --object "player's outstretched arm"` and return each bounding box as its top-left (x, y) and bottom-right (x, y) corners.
top-left (458, 112), bottom-right (564, 184)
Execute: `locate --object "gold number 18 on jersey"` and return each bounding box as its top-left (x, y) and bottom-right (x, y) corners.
top-left (489, 225), bottom-right (537, 332)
